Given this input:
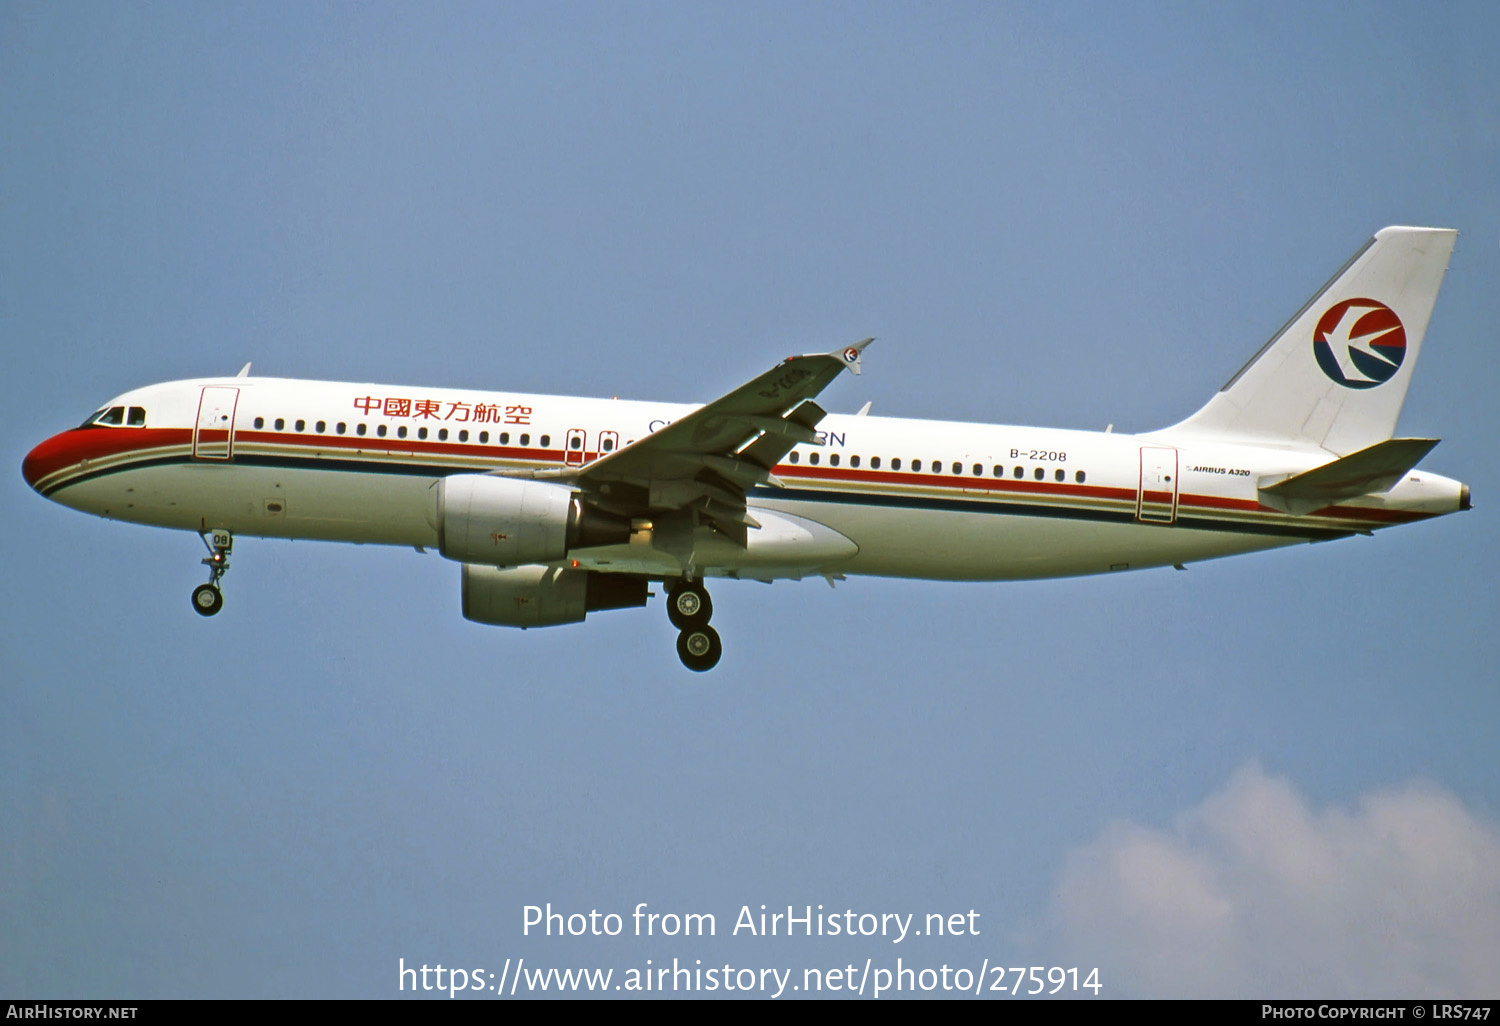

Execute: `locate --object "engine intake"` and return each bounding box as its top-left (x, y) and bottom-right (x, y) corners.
top-left (462, 564), bottom-right (648, 628)
top-left (437, 474), bottom-right (629, 566)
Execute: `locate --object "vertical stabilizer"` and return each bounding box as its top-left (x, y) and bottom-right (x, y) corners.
top-left (1163, 227), bottom-right (1456, 454)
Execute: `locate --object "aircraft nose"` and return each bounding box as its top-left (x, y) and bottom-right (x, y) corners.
top-left (22, 431), bottom-right (72, 494)
top-left (22, 441), bottom-right (45, 491)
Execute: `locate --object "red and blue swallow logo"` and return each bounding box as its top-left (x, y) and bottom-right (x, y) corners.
top-left (1313, 298), bottom-right (1406, 389)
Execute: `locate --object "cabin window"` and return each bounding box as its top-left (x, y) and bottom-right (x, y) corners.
top-left (253, 416), bottom-right (265, 429)
top-left (829, 453), bottom-right (840, 467)
top-left (377, 424), bottom-right (387, 437)
top-left (438, 428), bottom-right (448, 441)
top-left (1034, 467), bottom-right (1045, 480)
top-left (459, 430), bottom-right (469, 442)
top-left (480, 431), bottom-right (490, 443)
top-left (850, 455), bottom-right (861, 468)
top-left (295, 419), bottom-right (306, 432)
top-left (789, 451), bottom-right (800, 464)
top-left (315, 421), bottom-right (326, 433)
top-left (540, 434), bottom-right (550, 448)
top-left (932, 460), bottom-right (941, 474)
top-left (397, 426), bottom-right (408, 439)
top-left (1013, 466), bottom-right (1024, 479)
top-left (570, 436), bottom-right (582, 449)
top-left (954, 462), bottom-right (964, 475)
top-left (871, 456), bottom-right (881, 469)
top-left (274, 418), bottom-right (285, 431)
top-left (972, 463), bottom-right (982, 476)
top-left (912, 459), bottom-right (922, 472)
top-left (418, 427), bottom-right (428, 440)
top-left (809, 452), bottom-right (820, 466)
top-left (891, 457), bottom-right (901, 470)
top-left (993, 465), bottom-right (1003, 477)
top-left (1055, 468), bottom-right (1065, 482)
top-left (519, 433), bottom-right (530, 445)
top-left (602, 437), bottom-right (614, 452)
top-left (1075, 470), bottom-right (1087, 483)
top-left (499, 432), bottom-right (509, 444)
top-left (336, 422), bottom-right (346, 434)
top-left (357, 423), bottom-right (367, 436)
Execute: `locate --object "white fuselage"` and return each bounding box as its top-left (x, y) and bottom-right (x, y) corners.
top-left (25, 376), bottom-right (1465, 583)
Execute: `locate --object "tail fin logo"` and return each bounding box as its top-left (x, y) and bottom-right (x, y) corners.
top-left (1313, 298), bottom-right (1407, 389)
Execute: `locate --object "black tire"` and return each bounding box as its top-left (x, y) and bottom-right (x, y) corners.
top-left (676, 625), bottom-right (722, 672)
top-left (191, 584), bottom-right (223, 617)
top-left (666, 581), bottom-right (712, 630)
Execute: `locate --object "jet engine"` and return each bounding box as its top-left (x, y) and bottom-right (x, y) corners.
top-left (436, 474), bottom-right (629, 566)
top-left (461, 564), bottom-right (648, 628)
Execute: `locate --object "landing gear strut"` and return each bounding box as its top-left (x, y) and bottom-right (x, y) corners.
top-left (668, 579), bottom-right (721, 671)
top-left (192, 528), bottom-right (232, 617)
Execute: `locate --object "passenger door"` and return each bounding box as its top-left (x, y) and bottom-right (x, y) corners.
top-left (193, 386), bottom-right (240, 460)
top-left (1137, 446), bottom-right (1179, 523)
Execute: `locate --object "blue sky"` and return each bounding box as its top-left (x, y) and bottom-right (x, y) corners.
top-left (4, 1), bottom-right (1498, 998)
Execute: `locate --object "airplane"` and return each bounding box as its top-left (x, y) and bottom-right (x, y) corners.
top-left (23, 226), bottom-right (1469, 671)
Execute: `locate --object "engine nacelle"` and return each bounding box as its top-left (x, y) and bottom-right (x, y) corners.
top-left (436, 474), bottom-right (629, 566)
top-left (462, 564), bottom-right (648, 628)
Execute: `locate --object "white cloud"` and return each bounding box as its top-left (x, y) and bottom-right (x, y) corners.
top-left (1046, 763), bottom-right (1500, 997)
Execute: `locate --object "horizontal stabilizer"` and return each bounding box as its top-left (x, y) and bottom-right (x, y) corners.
top-left (1258, 437), bottom-right (1439, 515)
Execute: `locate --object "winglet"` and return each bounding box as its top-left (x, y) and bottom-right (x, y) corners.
top-left (833, 338), bottom-right (874, 376)
top-left (236, 362), bottom-right (252, 378)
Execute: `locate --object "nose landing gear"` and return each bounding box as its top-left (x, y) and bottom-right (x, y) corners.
top-left (668, 579), bottom-right (721, 671)
top-left (192, 529), bottom-right (232, 617)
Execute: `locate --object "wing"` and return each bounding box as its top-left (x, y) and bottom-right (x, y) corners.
top-left (516, 339), bottom-right (870, 545)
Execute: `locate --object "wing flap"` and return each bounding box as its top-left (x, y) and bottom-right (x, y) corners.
top-left (739, 400), bottom-right (827, 474)
top-left (570, 341), bottom-right (871, 545)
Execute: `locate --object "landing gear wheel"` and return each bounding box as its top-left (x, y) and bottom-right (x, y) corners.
top-left (676, 625), bottom-right (722, 672)
top-left (666, 580), bottom-right (712, 630)
top-left (191, 583), bottom-right (223, 617)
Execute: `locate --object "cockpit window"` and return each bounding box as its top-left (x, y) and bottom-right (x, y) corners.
top-left (80, 406), bottom-right (145, 428)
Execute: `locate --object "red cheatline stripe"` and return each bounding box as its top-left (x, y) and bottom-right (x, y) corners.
top-left (24, 427), bottom-right (191, 486)
top-left (1181, 493), bottom-right (1260, 512)
top-left (31, 427), bottom-right (1430, 528)
top-left (772, 462), bottom-right (1138, 502)
top-left (235, 429), bottom-right (555, 462)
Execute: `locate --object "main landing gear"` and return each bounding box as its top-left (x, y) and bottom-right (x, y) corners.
top-left (191, 529), bottom-right (232, 617)
top-left (668, 579), bottom-right (721, 672)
